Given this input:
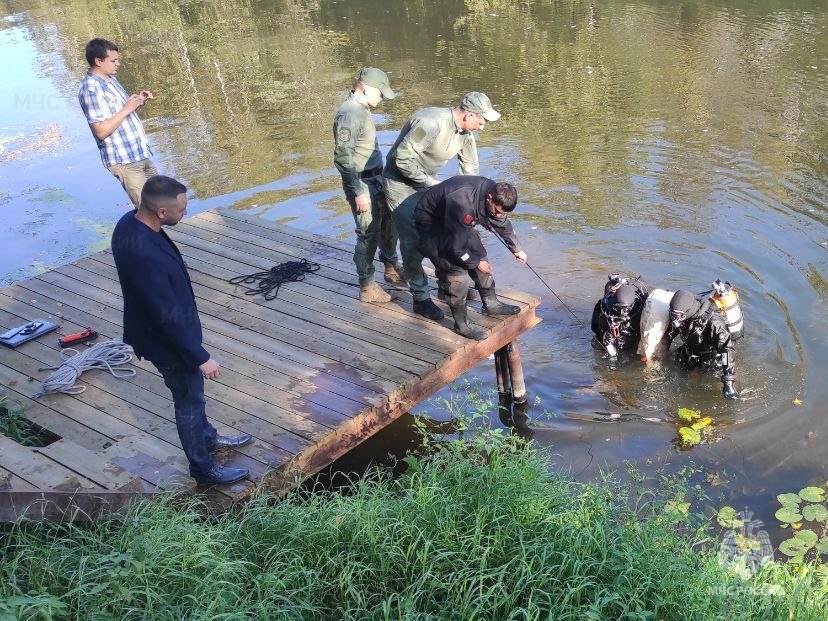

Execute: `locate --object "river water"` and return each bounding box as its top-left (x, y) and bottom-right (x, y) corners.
top-left (1, 0), bottom-right (827, 530)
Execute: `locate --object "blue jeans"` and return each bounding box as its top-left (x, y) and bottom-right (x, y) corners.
top-left (154, 360), bottom-right (217, 477)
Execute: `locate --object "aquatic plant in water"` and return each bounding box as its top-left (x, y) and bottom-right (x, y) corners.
top-left (775, 485), bottom-right (828, 564)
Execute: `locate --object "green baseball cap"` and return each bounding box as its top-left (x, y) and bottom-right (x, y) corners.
top-left (460, 91), bottom-right (501, 122)
top-left (355, 67), bottom-right (396, 100)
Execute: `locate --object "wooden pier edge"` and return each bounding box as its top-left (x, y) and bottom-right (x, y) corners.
top-left (236, 308), bottom-right (541, 497)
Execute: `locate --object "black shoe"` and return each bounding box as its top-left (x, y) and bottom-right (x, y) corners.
top-left (481, 293), bottom-right (520, 316)
top-left (209, 433), bottom-right (253, 452)
top-left (413, 298), bottom-right (445, 321)
top-left (194, 464), bottom-right (249, 486)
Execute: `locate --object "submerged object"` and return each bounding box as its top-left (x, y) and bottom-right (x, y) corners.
top-left (709, 279), bottom-right (744, 338)
top-left (637, 288), bottom-right (675, 361)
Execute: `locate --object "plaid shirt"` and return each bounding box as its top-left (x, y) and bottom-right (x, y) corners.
top-left (78, 72), bottom-right (152, 167)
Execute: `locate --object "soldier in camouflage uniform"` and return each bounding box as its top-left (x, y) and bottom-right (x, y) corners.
top-left (333, 67), bottom-right (406, 303)
top-left (383, 92), bottom-right (501, 320)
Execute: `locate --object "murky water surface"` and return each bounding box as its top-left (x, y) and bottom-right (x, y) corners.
top-left (2, 0), bottom-right (828, 528)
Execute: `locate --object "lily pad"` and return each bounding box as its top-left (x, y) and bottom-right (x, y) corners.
top-left (795, 529), bottom-right (818, 547)
top-left (817, 537), bottom-right (828, 555)
top-left (778, 493), bottom-right (802, 507)
top-left (799, 487), bottom-right (826, 503)
top-left (664, 500), bottom-right (690, 517)
top-left (677, 407), bottom-right (700, 422)
top-left (776, 507), bottom-right (803, 524)
top-left (691, 417), bottom-right (713, 431)
top-left (779, 538), bottom-right (810, 557)
top-left (802, 504), bottom-right (828, 522)
top-left (717, 506), bottom-right (743, 529)
top-left (679, 426), bottom-right (701, 445)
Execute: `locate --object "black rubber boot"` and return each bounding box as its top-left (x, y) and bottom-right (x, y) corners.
top-left (481, 292), bottom-right (520, 316)
top-left (450, 305), bottom-right (487, 340)
top-left (413, 298), bottom-right (445, 321)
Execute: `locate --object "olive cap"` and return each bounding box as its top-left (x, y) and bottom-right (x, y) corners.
top-left (355, 67), bottom-right (396, 100)
top-left (459, 91), bottom-right (501, 121)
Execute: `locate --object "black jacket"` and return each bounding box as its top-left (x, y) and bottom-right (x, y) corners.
top-left (111, 211), bottom-right (210, 368)
top-left (668, 300), bottom-right (736, 382)
top-left (413, 176), bottom-right (521, 270)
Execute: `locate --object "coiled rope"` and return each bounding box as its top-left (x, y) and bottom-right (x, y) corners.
top-left (228, 259), bottom-right (321, 300)
top-left (34, 340), bottom-right (136, 398)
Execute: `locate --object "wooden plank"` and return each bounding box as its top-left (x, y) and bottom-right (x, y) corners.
top-left (20, 266), bottom-right (376, 439)
top-left (71, 257), bottom-right (444, 372)
top-left (0, 327), bottom-right (310, 466)
top-left (163, 229), bottom-right (479, 362)
top-left (0, 343), bottom-right (268, 500)
top-left (0, 359), bottom-right (113, 452)
top-left (0, 464), bottom-right (37, 490)
top-left (24, 266), bottom-right (372, 426)
top-left (29, 264), bottom-right (403, 397)
top-left (146, 241), bottom-right (467, 349)
top-left (178, 213), bottom-right (525, 328)
top-left (0, 298), bottom-right (313, 491)
top-left (2, 300), bottom-right (351, 440)
top-left (215, 209), bottom-right (540, 306)
top-left (168, 223), bottom-right (471, 334)
top-left (1, 284), bottom-right (381, 412)
top-left (0, 490), bottom-right (155, 522)
top-left (35, 439), bottom-right (142, 491)
top-left (0, 435), bottom-right (100, 491)
top-left (0, 363), bottom-right (134, 449)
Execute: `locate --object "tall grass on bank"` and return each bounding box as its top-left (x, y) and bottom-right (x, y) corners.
top-left (2, 417), bottom-right (828, 619)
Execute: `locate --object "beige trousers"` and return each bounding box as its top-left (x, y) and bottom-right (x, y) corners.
top-left (108, 159), bottom-right (158, 207)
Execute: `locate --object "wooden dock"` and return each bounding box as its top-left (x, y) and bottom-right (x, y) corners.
top-left (0, 208), bottom-right (540, 520)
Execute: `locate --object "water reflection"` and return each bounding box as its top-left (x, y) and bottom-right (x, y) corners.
top-left (1, 0), bottom-right (827, 524)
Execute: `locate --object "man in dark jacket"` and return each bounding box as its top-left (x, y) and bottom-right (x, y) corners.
top-left (667, 289), bottom-right (739, 400)
top-left (591, 275), bottom-right (648, 358)
top-left (414, 176), bottom-right (527, 340)
top-left (111, 175), bottom-right (252, 485)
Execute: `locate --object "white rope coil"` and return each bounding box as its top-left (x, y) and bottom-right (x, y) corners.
top-left (34, 339), bottom-right (136, 398)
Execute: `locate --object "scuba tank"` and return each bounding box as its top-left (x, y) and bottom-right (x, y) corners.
top-left (709, 279), bottom-right (744, 338)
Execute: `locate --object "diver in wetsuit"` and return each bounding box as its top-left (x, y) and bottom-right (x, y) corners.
top-left (591, 274), bottom-right (648, 358)
top-left (667, 289), bottom-right (739, 400)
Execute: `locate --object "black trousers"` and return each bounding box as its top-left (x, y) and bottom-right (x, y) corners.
top-left (418, 228), bottom-right (495, 308)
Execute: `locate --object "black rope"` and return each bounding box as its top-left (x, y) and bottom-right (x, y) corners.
top-left (228, 260), bottom-right (321, 300)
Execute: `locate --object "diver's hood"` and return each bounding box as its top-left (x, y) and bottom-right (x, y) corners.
top-left (669, 289), bottom-right (702, 325)
top-left (613, 284), bottom-right (637, 308)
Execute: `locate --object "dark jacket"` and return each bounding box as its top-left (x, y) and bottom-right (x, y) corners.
top-left (413, 176), bottom-right (521, 270)
top-left (668, 300), bottom-right (736, 382)
top-left (111, 211), bottom-right (210, 368)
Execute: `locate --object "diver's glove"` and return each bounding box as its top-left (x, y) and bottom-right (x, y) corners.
top-left (722, 379), bottom-right (739, 400)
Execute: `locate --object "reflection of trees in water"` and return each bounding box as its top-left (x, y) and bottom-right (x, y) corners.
top-left (8, 0), bottom-right (825, 223)
top-left (12, 0), bottom-right (346, 197)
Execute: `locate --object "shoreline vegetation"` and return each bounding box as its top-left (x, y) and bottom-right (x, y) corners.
top-left (2, 390), bottom-right (828, 619)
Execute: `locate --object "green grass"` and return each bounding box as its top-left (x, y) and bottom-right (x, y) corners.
top-left (0, 391), bottom-right (45, 447)
top-left (1, 386), bottom-right (827, 620)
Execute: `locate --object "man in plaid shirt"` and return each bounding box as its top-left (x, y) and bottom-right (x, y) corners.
top-left (79, 38), bottom-right (156, 207)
